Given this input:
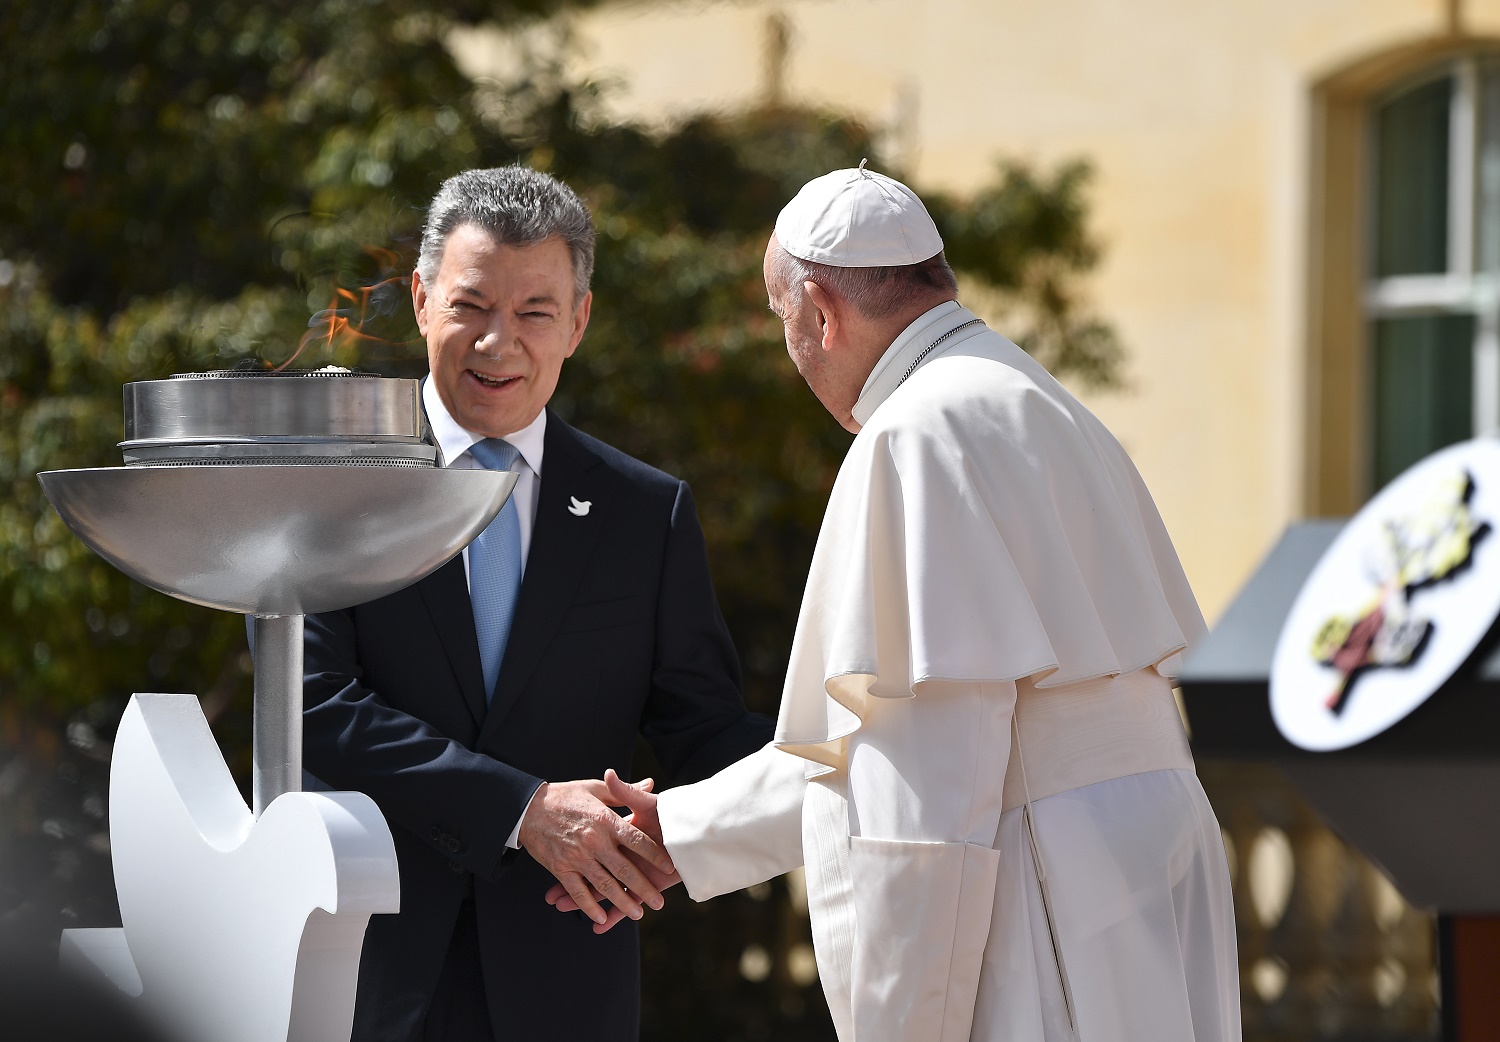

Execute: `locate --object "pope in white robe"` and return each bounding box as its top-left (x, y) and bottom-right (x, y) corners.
top-left (554, 167), bottom-right (1241, 1042)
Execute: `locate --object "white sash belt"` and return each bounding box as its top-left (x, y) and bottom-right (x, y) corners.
top-left (1004, 668), bottom-right (1192, 1039)
top-left (1001, 668), bottom-right (1194, 815)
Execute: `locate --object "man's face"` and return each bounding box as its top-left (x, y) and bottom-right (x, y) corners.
top-left (764, 241), bottom-right (829, 398)
top-left (413, 225), bottom-right (591, 438)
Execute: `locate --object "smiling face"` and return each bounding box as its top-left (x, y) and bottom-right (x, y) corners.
top-left (413, 224), bottom-right (591, 438)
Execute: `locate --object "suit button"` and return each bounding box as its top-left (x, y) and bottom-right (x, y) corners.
top-left (446, 837), bottom-right (461, 853)
top-left (449, 860), bottom-right (464, 874)
top-left (430, 827), bottom-right (441, 842)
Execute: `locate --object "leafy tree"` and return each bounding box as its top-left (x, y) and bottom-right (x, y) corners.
top-left (0, 1), bottom-right (1121, 1037)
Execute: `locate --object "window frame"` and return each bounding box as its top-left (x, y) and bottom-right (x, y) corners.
top-left (1364, 56), bottom-right (1500, 461)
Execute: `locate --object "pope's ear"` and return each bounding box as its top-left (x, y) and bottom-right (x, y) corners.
top-left (804, 280), bottom-right (840, 351)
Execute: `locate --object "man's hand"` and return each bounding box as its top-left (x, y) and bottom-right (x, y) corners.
top-left (545, 770), bottom-right (682, 934)
top-left (519, 775), bottom-right (675, 926)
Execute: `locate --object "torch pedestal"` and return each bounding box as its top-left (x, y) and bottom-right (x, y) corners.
top-left (61, 693), bottom-right (399, 1042)
top-left (39, 373), bottom-right (516, 1042)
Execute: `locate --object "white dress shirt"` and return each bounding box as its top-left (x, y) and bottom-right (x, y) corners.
top-left (423, 378), bottom-right (546, 849)
top-left (423, 378), bottom-right (546, 575)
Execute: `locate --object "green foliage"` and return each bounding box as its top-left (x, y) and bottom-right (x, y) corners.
top-left (929, 159), bottom-right (1125, 389)
top-left (0, 0), bottom-right (1121, 1032)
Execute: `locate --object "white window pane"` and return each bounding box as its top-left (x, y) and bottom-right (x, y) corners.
top-left (1372, 314), bottom-right (1475, 488)
top-left (1376, 76), bottom-right (1452, 277)
top-left (1477, 59), bottom-right (1500, 272)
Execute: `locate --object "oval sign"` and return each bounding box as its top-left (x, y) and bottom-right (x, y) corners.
top-left (1271, 438), bottom-right (1500, 751)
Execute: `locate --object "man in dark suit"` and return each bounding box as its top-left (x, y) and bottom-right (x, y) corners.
top-left (302, 166), bottom-right (771, 1042)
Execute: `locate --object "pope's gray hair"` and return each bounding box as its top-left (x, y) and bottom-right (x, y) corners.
top-left (766, 242), bottom-right (958, 321)
top-left (417, 166), bottom-right (596, 303)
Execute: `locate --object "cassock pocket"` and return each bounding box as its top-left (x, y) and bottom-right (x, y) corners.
top-left (848, 836), bottom-right (1001, 1042)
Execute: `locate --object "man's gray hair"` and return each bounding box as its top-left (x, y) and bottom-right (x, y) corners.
top-left (417, 166), bottom-right (596, 303)
top-left (766, 242), bottom-right (958, 321)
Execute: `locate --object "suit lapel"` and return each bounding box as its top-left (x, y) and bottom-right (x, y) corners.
top-left (416, 555), bottom-right (489, 728)
top-left (480, 412), bottom-right (608, 742)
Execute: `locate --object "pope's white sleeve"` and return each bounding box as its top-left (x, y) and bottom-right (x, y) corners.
top-left (845, 679), bottom-right (1014, 1042)
top-left (657, 742), bottom-right (808, 902)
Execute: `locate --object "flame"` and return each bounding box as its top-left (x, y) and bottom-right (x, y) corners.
top-left (276, 271), bottom-right (410, 371)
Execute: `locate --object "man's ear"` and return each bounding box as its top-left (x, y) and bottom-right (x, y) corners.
top-left (566, 290), bottom-right (593, 358)
top-left (804, 280), bottom-right (840, 352)
top-left (410, 269), bottom-right (430, 338)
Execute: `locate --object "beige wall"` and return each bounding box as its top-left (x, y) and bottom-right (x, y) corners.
top-left (455, 0), bottom-right (1500, 621)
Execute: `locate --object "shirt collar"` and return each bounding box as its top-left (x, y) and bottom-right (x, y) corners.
top-left (852, 300), bottom-right (979, 426)
top-left (422, 377), bottom-right (546, 477)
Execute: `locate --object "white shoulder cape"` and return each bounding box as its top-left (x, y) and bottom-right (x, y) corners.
top-left (774, 325), bottom-right (1206, 771)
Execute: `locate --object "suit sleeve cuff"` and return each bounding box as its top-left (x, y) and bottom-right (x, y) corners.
top-left (507, 782), bottom-right (545, 850)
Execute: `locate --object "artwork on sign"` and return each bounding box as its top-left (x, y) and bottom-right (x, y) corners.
top-left (1271, 440), bottom-right (1500, 751)
top-left (1309, 470), bottom-right (1490, 715)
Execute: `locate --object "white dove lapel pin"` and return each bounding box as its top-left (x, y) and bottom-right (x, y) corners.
top-left (568, 496), bottom-right (592, 517)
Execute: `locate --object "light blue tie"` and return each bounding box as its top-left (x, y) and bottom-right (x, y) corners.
top-left (467, 439), bottom-right (523, 703)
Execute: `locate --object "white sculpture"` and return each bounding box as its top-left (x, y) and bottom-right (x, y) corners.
top-left (61, 694), bottom-right (399, 1042)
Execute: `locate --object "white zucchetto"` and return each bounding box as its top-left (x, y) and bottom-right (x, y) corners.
top-left (774, 161), bottom-right (944, 268)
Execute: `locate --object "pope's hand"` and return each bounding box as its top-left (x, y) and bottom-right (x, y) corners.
top-left (545, 769), bottom-right (682, 934)
top-left (607, 767), bottom-right (662, 845)
top-left (519, 773), bottom-right (674, 926)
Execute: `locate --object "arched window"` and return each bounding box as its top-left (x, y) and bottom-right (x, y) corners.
top-left (1308, 46), bottom-right (1500, 513)
top-left (1366, 56), bottom-right (1500, 488)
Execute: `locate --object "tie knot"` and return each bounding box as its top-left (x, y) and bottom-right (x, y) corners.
top-left (468, 438), bottom-right (521, 472)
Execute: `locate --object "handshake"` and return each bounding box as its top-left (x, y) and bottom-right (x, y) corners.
top-left (518, 769), bottom-right (680, 935)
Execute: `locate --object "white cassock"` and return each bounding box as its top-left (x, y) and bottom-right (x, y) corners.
top-left (657, 301), bottom-right (1241, 1042)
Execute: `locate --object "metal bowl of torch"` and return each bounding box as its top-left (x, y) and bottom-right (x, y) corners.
top-left (39, 366), bottom-right (517, 814)
top-left (38, 367), bottom-right (515, 616)
top-left (119, 366), bottom-right (441, 468)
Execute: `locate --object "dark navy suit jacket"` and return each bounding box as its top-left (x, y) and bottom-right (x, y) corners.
top-left (302, 410), bottom-right (771, 1042)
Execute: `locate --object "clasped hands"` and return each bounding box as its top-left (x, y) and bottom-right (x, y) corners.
top-left (519, 768), bottom-right (678, 934)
